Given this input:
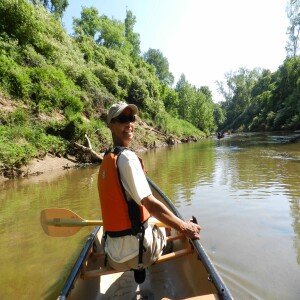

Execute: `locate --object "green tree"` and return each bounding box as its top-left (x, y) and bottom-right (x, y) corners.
top-left (286, 0), bottom-right (300, 58)
top-left (30, 0), bottom-right (69, 19)
top-left (213, 103), bottom-right (225, 128)
top-left (73, 6), bottom-right (101, 39)
top-left (247, 69), bottom-right (274, 130)
top-left (0, 0), bottom-right (40, 46)
top-left (271, 57), bottom-right (300, 129)
top-left (217, 68), bottom-right (263, 131)
top-left (175, 74), bottom-right (191, 120)
top-left (190, 89), bottom-right (212, 134)
top-left (143, 48), bottom-right (174, 85)
top-left (160, 83), bottom-right (179, 117)
top-left (124, 10), bottom-right (141, 60)
top-left (98, 15), bottom-right (125, 50)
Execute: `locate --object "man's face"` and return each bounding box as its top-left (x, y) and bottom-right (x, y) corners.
top-left (108, 107), bottom-right (135, 147)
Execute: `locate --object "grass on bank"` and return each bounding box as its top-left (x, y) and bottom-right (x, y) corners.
top-left (0, 103), bottom-right (205, 176)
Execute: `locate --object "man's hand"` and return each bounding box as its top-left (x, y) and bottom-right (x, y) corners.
top-left (179, 220), bottom-right (201, 240)
top-left (142, 194), bottom-right (201, 240)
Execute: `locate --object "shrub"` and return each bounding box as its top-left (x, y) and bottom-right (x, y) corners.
top-left (22, 45), bottom-right (47, 67)
top-left (127, 76), bottom-right (149, 107)
top-left (93, 65), bottom-right (120, 96)
top-left (7, 108), bottom-right (29, 126)
top-left (29, 66), bottom-right (82, 113)
top-left (0, 124), bottom-right (67, 169)
top-left (0, 55), bottom-right (31, 98)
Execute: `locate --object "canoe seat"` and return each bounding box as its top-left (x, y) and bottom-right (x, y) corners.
top-left (81, 266), bottom-right (121, 278)
top-left (81, 233), bottom-right (193, 278)
top-left (162, 294), bottom-right (219, 300)
top-left (155, 247), bottom-right (193, 264)
top-left (81, 246), bottom-right (193, 278)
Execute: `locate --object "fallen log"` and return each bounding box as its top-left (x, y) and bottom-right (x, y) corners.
top-left (74, 134), bottom-right (103, 163)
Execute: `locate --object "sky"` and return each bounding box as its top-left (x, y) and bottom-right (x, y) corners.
top-left (62, 0), bottom-right (289, 101)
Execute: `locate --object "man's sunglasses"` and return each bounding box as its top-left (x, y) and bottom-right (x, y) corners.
top-left (111, 115), bottom-right (136, 123)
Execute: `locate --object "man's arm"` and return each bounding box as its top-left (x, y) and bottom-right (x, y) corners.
top-left (141, 194), bottom-right (201, 240)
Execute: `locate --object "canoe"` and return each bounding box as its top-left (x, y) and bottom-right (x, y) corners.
top-left (56, 177), bottom-right (233, 300)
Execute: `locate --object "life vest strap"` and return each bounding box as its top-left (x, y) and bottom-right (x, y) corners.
top-left (106, 221), bottom-right (149, 238)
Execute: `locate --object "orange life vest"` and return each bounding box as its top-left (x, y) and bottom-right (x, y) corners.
top-left (98, 147), bottom-right (150, 236)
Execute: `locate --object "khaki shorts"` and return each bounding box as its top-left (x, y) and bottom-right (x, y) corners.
top-left (107, 225), bottom-right (166, 271)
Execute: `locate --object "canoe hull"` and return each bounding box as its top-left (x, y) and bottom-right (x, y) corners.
top-left (57, 178), bottom-right (233, 300)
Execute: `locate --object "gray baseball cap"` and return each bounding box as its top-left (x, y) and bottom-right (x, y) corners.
top-left (107, 102), bottom-right (138, 123)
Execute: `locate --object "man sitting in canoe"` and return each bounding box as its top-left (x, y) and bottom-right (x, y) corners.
top-left (98, 102), bottom-right (201, 282)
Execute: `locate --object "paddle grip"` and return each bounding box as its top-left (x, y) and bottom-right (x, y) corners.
top-left (192, 216), bottom-right (198, 224)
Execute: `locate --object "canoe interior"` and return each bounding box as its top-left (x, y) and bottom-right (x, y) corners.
top-left (67, 228), bottom-right (219, 300)
top-left (59, 179), bottom-right (232, 300)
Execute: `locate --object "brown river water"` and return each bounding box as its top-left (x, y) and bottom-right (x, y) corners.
top-left (0, 132), bottom-right (299, 300)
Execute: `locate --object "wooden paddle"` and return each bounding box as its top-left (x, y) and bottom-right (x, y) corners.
top-left (40, 208), bottom-right (166, 237)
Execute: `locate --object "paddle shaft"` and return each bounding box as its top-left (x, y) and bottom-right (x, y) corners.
top-left (45, 217), bottom-right (164, 228)
top-left (45, 219), bottom-right (103, 227)
top-left (41, 208), bottom-right (166, 237)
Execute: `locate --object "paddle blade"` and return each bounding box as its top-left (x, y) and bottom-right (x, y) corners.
top-left (40, 208), bottom-right (83, 237)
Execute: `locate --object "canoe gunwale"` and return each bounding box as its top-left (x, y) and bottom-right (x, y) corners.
top-left (146, 177), bottom-right (233, 300)
top-left (57, 226), bottom-right (101, 300)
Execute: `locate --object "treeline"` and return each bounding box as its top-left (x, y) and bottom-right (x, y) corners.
top-left (0, 0), bottom-right (216, 174)
top-left (217, 60), bottom-right (300, 132)
top-left (217, 0), bottom-right (300, 132)
top-left (1, 0), bottom-right (299, 176)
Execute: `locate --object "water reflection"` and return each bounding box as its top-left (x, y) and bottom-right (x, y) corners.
top-left (1, 132), bottom-right (300, 299)
top-left (142, 140), bottom-right (216, 207)
top-left (0, 167), bottom-right (100, 300)
top-left (142, 133), bottom-right (300, 299)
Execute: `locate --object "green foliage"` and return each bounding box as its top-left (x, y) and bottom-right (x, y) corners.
top-left (75, 35), bottom-right (105, 63)
top-left (98, 16), bottom-right (125, 50)
top-left (218, 57), bottom-right (300, 132)
top-left (0, 124), bottom-right (67, 168)
top-left (153, 111), bottom-right (205, 138)
top-left (0, 55), bottom-right (31, 98)
top-left (29, 66), bottom-right (82, 113)
top-left (31, 0), bottom-right (69, 19)
top-left (73, 7), bottom-right (126, 51)
top-left (0, 0), bottom-right (38, 46)
top-left (118, 69), bottom-right (132, 91)
top-left (93, 65), bottom-right (120, 96)
top-left (73, 6), bottom-right (101, 39)
top-left (213, 103), bottom-right (225, 128)
top-left (124, 10), bottom-right (141, 60)
top-left (0, 1), bottom-right (216, 174)
top-left (22, 45), bottom-right (47, 67)
top-left (143, 48), bottom-right (174, 85)
top-left (75, 67), bottom-right (106, 109)
top-left (6, 108), bottom-right (29, 126)
top-left (266, 111), bottom-right (276, 128)
top-left (288, 114), bottom-right (300, 128)
top-left (46, 115), bottom-right (85, 142)
top-left (285, 0), bottom-right (300, 58)
top-left (127, 76), bottom-right (149, 107)
top-left (160, 83), bottom-right (179, 117)
top-left (175, 74), bottom-right (215, 134)
top-left (0, 33), bottom-right (22, 61)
